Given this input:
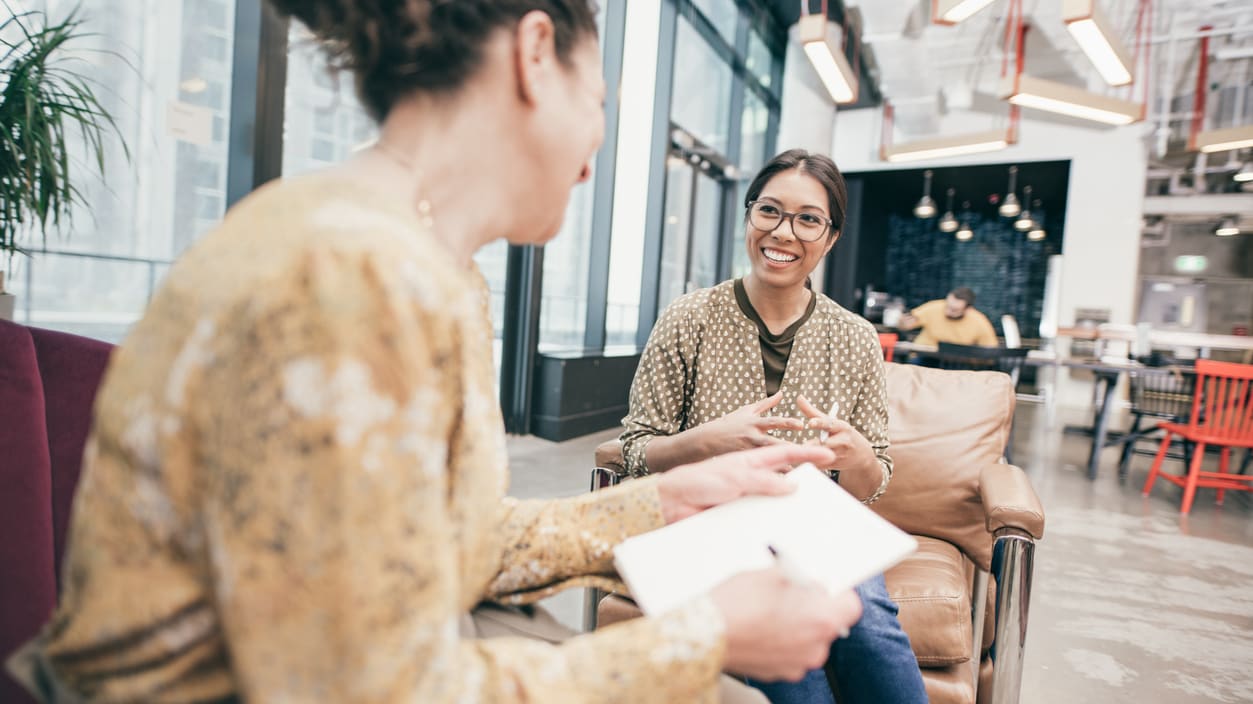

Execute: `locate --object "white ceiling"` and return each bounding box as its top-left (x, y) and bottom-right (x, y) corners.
top-left (849, 0), bottom-right (1253, 141)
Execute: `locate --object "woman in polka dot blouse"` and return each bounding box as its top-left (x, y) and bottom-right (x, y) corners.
top-left (621, 149), bottom-right (928, 704)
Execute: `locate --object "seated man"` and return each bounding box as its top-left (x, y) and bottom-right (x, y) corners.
top-left (899, 286), bottom-right (998, 347)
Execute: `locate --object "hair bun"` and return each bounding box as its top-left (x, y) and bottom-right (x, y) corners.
top-left (266, 1), bottom-right (597, 121)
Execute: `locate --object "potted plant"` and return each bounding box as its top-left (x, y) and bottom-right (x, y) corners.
top-left (1, 4), bottom-right (125, 320)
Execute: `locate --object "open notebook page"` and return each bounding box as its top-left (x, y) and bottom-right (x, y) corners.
top-left (613, 464), bottom-right (918, 615)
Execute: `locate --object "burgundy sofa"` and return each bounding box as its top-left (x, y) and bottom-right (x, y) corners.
top-left (0, 320), bottom-right (113, 704)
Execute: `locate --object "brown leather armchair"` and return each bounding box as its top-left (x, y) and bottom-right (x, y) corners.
top-left (586, 362), bottom-right (1045, 704)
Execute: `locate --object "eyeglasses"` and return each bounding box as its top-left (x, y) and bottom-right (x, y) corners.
top-left (746, 200), bottom-right (833, 242)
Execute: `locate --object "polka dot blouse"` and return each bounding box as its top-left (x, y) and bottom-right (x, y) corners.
top-left (621, 279), bottom-right (893, 502)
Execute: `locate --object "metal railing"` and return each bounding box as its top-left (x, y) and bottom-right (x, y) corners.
top-left (13, 249), bottom-right (174, 343)
top-left (17, 252), bottom-right (643, 352)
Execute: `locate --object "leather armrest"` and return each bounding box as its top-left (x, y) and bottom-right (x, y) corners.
top-left (978, 464), bottom-right (1045, 539)
top-left (594, 439), bottom-right (626, 476)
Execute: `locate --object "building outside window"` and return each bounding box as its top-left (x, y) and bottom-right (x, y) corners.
top-left (537, 3), bottom-right (609, 352)
top-left (670, 17), bottom-right (734, 157)
top-left (691, 0), bottom-right (739, 46)
top-left (11, 0), bottom-right (235, 342)
top-left (656, 1), bottom-right (782, 322)
top-left (10, 0), bottom-right (784, 424)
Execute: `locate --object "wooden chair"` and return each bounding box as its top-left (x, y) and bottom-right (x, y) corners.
top-left (1142, 359), bottom-right (1253, 514)
top-left (878, 332), bottom-right (899, 362)
top-left (1117, 366), bottom-right (1196, 479)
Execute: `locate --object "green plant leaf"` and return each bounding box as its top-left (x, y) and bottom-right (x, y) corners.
top-left (0, 2), bottom-right (130, 268)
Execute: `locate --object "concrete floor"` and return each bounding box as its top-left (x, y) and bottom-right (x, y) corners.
top-left (504, 403), bottom-right (1253, 704)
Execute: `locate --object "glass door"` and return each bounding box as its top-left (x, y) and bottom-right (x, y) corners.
top-left (658, 151), bottom-right (727, 311)
top-left (659, 155), bottom-right (695, 310)
top-left (688, 171), bottom-right (723, 291)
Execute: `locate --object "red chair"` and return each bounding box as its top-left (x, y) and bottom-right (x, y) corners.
top-left (0, 321), bottom-right (113, 704)
top-left (1142, 359), bottom-right (1253, 514)
top-left (878, 332), bottom-right (899, 362)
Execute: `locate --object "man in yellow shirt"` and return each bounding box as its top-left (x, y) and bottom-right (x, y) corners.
top-left (899, 287), bottom-right (999, 347)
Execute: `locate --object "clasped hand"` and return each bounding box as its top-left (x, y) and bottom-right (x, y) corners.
top-left (689, 393), bottom-right (878, 478)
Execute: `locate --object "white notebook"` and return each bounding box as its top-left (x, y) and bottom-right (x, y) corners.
top-left (613, 464), bottom-right (918, 615)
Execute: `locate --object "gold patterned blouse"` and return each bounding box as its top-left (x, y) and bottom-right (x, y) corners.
top-left (29, 174), bottom-right (728, 703)
top-left (621, 280), bottom-right (893, 494)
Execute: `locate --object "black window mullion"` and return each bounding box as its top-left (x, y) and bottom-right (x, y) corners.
top-left (500, 245), bottom-right (544, 434)
top-left (719, 13), bottom-right (749, 282)
top-left (635, 0), bottom-right (680, 347)
top-left (583, 0), bottom-right (629, 351)
top-left (225, 1), bottom-right (288, 207)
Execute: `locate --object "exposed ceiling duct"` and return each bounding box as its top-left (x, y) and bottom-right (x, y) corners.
top-left (771, 0), bottom-right (1253, 151)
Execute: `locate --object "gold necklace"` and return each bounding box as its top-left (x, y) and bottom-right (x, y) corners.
top-left (372, 140), bottom-right (435, 231)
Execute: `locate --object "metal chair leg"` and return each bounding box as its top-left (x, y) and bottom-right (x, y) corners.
top-left (971, 569), bottom-right (990, 693)
top-left (989, 531), bottom-right (1035, 704)
top-left (583, 467), bottom-right (621, 632)
top-left (1118, 414), bottom-right (1142, 479)
top-left (583, 587), bottom-right (603, 632)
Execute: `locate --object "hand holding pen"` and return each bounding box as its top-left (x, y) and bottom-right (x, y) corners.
top-left (797, 395), bottom-right (880, 484)
top-left (769, 544), bottom-right (851, 639)
top-left (710, 557), bottom-right (862, 681)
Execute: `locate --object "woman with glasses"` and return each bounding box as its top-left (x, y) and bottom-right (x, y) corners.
top-left (621, 149), bottom-right (928, 704)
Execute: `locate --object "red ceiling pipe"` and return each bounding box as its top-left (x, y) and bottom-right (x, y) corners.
top-left (878, 100), bottom-right (895, 161)
top-left (1189, 24), bottom-right (1213, 151)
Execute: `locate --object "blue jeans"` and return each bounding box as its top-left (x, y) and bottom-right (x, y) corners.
top-left (747, 575), bottom-right (928, 704)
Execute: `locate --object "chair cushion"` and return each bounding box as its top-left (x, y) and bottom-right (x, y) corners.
top-left (874, 363), bottom-right (1015, 570)
top-left (0, 321), bottom-right (56, 704)
top-left (28, 326), bottom-right (112, 578)
top-left (885, 537), bottom-right (972, 667)
top-left (918, 662), bottom-right (976, 704)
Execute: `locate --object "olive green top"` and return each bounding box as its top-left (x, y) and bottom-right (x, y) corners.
top-left (732, 277), bottom-right (817, 397)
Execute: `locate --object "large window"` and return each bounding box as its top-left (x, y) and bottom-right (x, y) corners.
top-left (539, 182), bottom-right (595, 350)
top-left (747, 29), bottom-right (775, 91)
top-left (729, 86), bottom-right (771, 278)
top-left (282, 25), bottom-right (376, 175)
top-left (653, 1), bottom-right (782, 331)
top-left (12, 0), bottom-right (235, 342)
top-left (537, 3), bottom-right (609, 352)
top-left (691, 0), bottom-right (739, 45)
top-left (659, 156), bottom-right (696, 308)
top-left (740, 87), bottom-right (770, 175)
top-left (10, 0), bottom-right (786, 437)
top-left (670, 17), bottom-right (734, 156)
top-left (659, 155), bottom-right (725, 310)
top-left (281, 19), bottom-right (510, 375)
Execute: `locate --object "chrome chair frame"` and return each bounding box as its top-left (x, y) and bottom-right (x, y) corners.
top-left (583, 465), bottom-right (1037, 704)
top-left (582, 467), bottom-right (621, 631)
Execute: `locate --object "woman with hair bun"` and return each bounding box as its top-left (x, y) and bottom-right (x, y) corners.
top-left (8, 3), bottom-right (860, 703)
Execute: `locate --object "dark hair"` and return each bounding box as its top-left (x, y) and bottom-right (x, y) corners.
top-left (950, 287), bottom-right (976, 306)
top-left (743, 148), bottom-right (848, 238)
top-left (267, 1), bottom-right (599, 121)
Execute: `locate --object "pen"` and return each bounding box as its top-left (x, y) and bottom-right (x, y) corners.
top-left (818, 400), bottom-right (840, 442)
top-left (766, 544), bottom-right (811, 586)
top-left (767, 544), bottom-right (850, 639)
